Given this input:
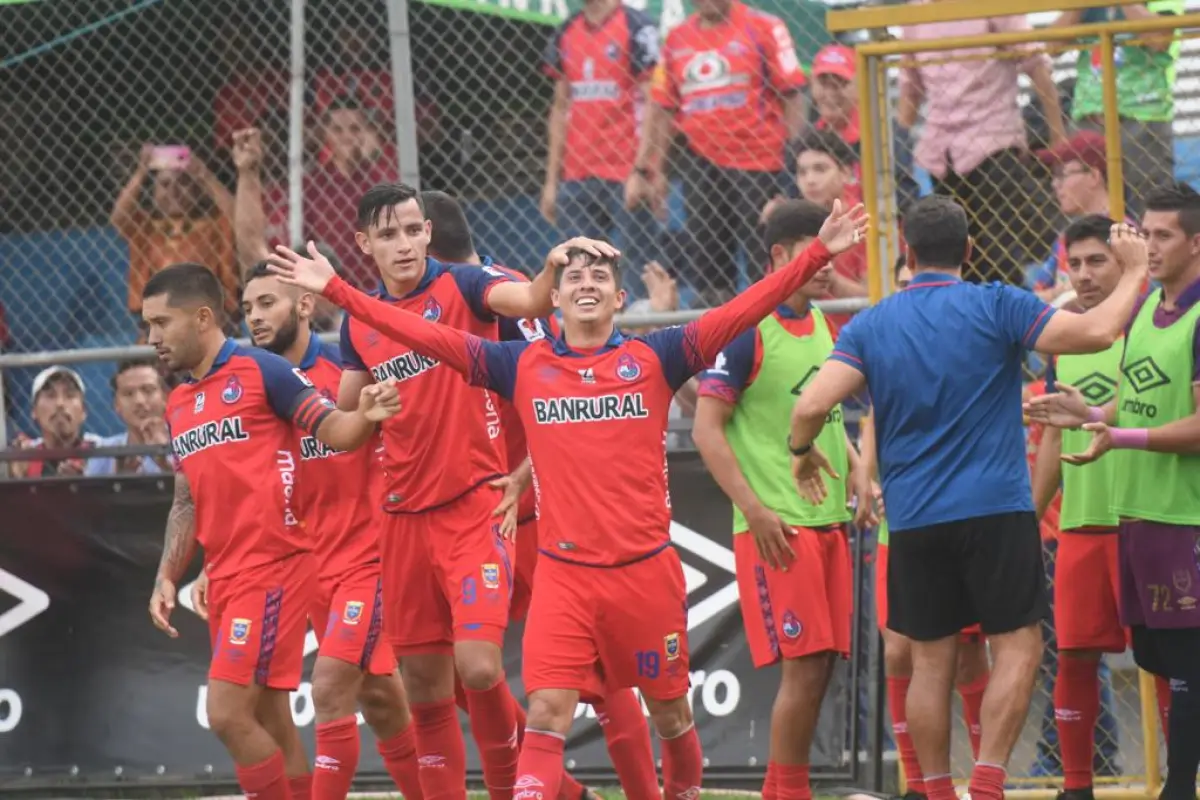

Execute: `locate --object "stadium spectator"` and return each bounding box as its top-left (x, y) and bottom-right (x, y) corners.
top-left (85, 359), bottom-right (169, 477)
top-left (811, 44), bottom-right (860, 152)
top-left (629, 0), bottom-right (806, 303)
top-left (110, 144), bottom-right (240, 328)
top-left (1052, 2), bottom-right (1184, 215)
top-left (211, 11), bottom-right (289, 159)
top-left (898, 9), bottom-right (1067, 285)
top-left (255, 100), bottom-right (400, 290)
top-left (10, 366), bottom-right (101, 479)
top-left (539, 0), bottom-right (662, 295)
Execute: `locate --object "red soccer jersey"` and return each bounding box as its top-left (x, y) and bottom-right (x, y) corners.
top-left (651, 1), bottom-right (806, 172)
top-left (542, 6), bottom-right (660, 183)
top-left (166, 339), bottom-right (335, 580)
top-left (340, 258), bottom-right (511, 513)
top-left (295, 336), bottom-right (382, 579)
top-left (322, 240), bottom-right (834, 566)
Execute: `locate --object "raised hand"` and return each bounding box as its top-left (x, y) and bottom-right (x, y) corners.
top-left (1109, 222), bottom-right (1148, 277)
top-left (232, 128), bottom-right (264, 173)
top-left (268, 241), bottom-right (339, 294)
top-left (642, 261), bottom-right (679, 313)
top-left (818, 200), bottom-right (869, 255)
top-left (1024, 382), bottom-right (1091, 428)
top-left (543, 237), bottom-right (622, 274)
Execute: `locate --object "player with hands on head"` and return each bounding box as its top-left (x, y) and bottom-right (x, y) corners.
top-left (1026, 184), bottom-right (1200, 800)
top-left (692, 199), bottom-right (873, 800)
top-left (788, 196), bottom-right (1145, 800)
top-left (269, 198), bottom-right (868, 800)
top-left (143, 262), bottom-right (398, 800)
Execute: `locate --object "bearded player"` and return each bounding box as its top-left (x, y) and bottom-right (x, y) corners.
top-left (267, 199), bottom-right (868, 800)
top-left (145, 262), bottom-right (400, 800)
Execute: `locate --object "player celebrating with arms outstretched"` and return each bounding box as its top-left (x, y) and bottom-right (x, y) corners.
top-left (267, 200), bottom-right (868, 800)
top-left (145, 263), bottom-right (400, 800)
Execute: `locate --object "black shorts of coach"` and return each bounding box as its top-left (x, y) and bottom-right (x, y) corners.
top-left (887, 511), bottom-right (1049, 642)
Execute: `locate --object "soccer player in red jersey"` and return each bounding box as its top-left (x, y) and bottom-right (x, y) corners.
top-left (267, 200), bottom-right (868, 800)
top-left (422, 190), bottom-right (661, 800)
top-left (239, 262), bottom-right (424, 800)
top-left (144, 263), bottom-right (400, 800)
top-left (333, 183), bottom-right (617, 800)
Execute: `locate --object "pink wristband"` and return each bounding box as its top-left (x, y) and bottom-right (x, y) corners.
top-left (1086, 406), bottom-right (1106, 423)
top-left (1109, 427), bottom-right (1149, 450)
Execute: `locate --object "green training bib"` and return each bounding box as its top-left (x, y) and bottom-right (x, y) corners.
top-left (1056, 341), bottom-right (1124, 530)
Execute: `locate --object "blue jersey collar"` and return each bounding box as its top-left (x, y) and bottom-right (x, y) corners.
top-left (378, 257), bottom-right (449, 301)
top-left (185, 338), bottom-right (238, 383)
top-left (298, 331), bottom-right (322, 370)
top-left (551, 326), bottom-right (626, 356)
top-left (906, 272), bottom-right (963, 289)
top-left (776, 303), bottom-right (810, 320)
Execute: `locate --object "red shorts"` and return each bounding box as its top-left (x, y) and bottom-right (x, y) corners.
top-left (380, 485), bottom-right (515, 655)
top-left (208, 553), bottom-right (315, 690)
top-left (311, 561), bottom-right (397, 675)
top-left (509, 518), bottom-right (539, 623)
top-left (523, 546), bottom-right (690, 701)
top-left (875, 544), bottom-right (982, 639)
top-left (735, 525), bottom-right (852, 667)
top-left (1055, 530), bottom-right (1126, 652)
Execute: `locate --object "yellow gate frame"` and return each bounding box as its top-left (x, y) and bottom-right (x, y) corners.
top-left (835, 4), bottom-right (1200, 798)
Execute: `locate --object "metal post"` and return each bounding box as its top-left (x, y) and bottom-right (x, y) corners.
top-left (287, 0), bottom-right (306, 246)
top-left (387, 0), bottom-right (423, 189)
top-left (857, 46), bottom-right (884, 305)
top-left (1100, 31), bottom-right (1127, 222)
top-left (0, 370), bottom-right (9, 478)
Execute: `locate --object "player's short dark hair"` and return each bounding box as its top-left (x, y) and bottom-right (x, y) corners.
top-left (143, 262), bottom-right (225, 311)
top-left (554, 237), bottom-right (621, 286)
top-left (1063, 214), bottom-right (1117, 252)
top-left (111, 358), bottom-right (162, 392)
top-left (795, 128), bottom-right (857, 170)
top-left (894, 254), bottom-right (907, 279)
top-left (422, 190), bottom-right (476, 262)
top-left (763, 199), bottom-right (827, 252)
top-left (903, 196), bottom-right (969, 269)
top-left (1145, 182), bottom-right (1200, 237)
top-left (357, 183), bottom-right (426, 231)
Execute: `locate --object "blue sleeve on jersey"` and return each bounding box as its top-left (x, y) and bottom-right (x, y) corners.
top-left (995, 284), bottom-right (1057, 350)
top-left (450, 264), bottom-right (516, 323)
top-left (829, 311), bottom-right (867, 371)
top-left (250, 349), bottom-right (324, 421)
top-left (1044, 357), bottom-right (1057, 394)
top-left (626, 7), bottom-right (660, 77)
top-left (469, 339), bottom-right (528, 401)
top-left (644, 325), bottom-right (701, 393)
top-left (339, 314), bottom-right (368, 371)
top-left (698, 328), bottom-right (756, 402)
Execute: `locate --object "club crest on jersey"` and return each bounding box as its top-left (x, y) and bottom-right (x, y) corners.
top-left (222, 376), bottom-right (244, 404)
top-left (616, 354), bottom-right (641, 382)
top-left (782, 611), bottom-right (802, 639)
top-left (482, 563), bottom-right (500, 589)
top-left (229, 618), bottom-right (252, 645)
top-left (664, 632), bottom-right (681, 661)
top-left (194, 392), bottom-right (206, 413)
top-left (518, 318), bottom-right (547, 341)
top-left (319, 387), bottom-right (335, 402)
top-left (423, 297), bottom-right (443, 322)
top-left (343, 601), bottom-right (364, 625)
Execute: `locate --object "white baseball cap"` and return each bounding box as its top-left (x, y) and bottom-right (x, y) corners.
top-left (31, 366), bottom-right (86, 401)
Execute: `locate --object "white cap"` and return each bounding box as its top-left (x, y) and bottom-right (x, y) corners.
top-left (31, 366), bottom-right (85, 401)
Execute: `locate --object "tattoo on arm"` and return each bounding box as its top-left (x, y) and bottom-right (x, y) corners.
top-left (157, 474), bottom-right (197, 585)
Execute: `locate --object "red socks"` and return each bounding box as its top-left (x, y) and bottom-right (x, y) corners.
top-left (924, 774), bottom-right (956, 800)
top-left (762, 762), bottom-right (777, 800)
top-left (236, 750), bottom-right (292, 800)
top-left (660, 725), bottom-right (703, 800)
top-left (1156, 674), bottom-right (1172, 744)
top-left (515, 731), bottom-right (567, 800)
top-left (968, 762), bottom-right (1006, 800)
top-left (313, 716), bottom-right (359, 800)
top-left (957, 673), bottom-right (989, 761)
top-left (289, 774), bottom-right (313, 800)
top-left (1056, 657), bottom-right (1101, 791)
top-left (594, 690), bottom-right (659, 800)
top-left (411, 699), bottom-right (468, 800)
top-left (772, 763), bottom-right (811, 800)
top-left (465, 678), bottom-right (521, 800)
top-left (887, 677), bottom-right (925, 794)
top-left (377, 724), bottom-right (425, 800)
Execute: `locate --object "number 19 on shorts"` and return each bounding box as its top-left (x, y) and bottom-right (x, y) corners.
top-left (635, 650), bottom-right (660, 678)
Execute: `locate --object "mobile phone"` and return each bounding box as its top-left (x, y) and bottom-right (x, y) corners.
top-left (149, 145), bottom-right (191, 172)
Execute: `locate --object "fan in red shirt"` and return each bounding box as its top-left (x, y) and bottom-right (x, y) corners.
top-left (238, 263), bottom-right (422, 800)
top-left (267, 200), bottom-right (868, 800)
top-left (628, 0), bottom-right (806, 299)
top-left (144, 263), bottom-right (400, 800)
top-left (322, 183), bottom-right (616, 800)
top-left (421, 189), bottom-right (661, 800)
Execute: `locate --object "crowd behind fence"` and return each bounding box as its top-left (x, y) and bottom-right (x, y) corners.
top-left (2, 0), bottom-right (1200, 794)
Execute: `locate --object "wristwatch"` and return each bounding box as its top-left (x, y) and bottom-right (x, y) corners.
top-left (787, 436), bottom-right (812, 456)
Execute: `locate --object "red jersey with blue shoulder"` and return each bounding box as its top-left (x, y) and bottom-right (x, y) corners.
top-left (166, 339), bottom-right (335, 581)
top-left (340, 257), bottom-right (511, 513)
top-left (296, 335), bottom-right (383, 578)
top-left (698, 305), bottom-right (839, 402)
